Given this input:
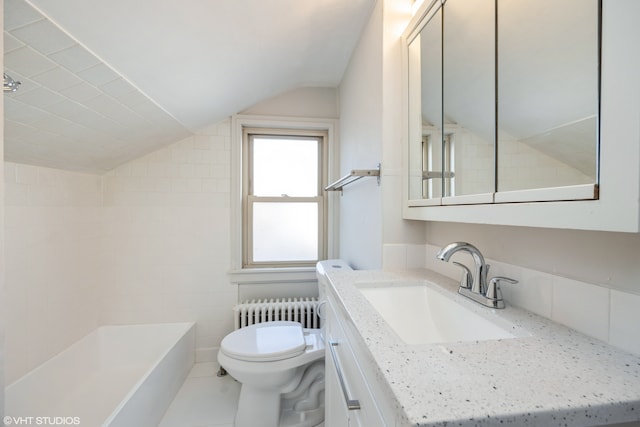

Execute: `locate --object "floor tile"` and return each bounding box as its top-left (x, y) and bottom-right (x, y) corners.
top-left (159, 363), bottom-right (240, 427)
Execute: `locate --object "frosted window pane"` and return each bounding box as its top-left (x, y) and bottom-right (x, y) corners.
top-left (253, 137), bottom-right (318, 196)
top-left (253, 203), bottom-right (318, 262)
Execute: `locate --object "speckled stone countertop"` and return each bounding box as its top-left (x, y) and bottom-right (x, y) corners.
top-left (325, 268), bottom-right (640, 427)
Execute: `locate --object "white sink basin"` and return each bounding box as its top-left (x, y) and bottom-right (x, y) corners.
top-left (356, 282), bottom-right (518, 345)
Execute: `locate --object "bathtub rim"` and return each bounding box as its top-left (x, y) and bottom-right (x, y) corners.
top-left (5, 321), bottom-right (196, 426)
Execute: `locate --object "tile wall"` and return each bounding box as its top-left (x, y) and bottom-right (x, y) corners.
top-left (101, 119), bottom-right (236, 362)
top-left (4, 162), bottom-right (103, 383)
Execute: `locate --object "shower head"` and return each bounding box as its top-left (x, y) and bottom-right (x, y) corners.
top-left (4, 73), bottom-right (21, 92)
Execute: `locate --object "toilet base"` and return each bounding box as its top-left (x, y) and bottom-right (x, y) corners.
top-left (279, 405), bottom-right (324, 427)
top-left (232, 360), bottom-right (325, 427)
top-left (233, 385), bottom-right (324, 427)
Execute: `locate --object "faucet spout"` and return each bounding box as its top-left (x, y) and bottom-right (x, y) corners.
top-left (435, 242), bottom-right (488, 294)
top-left (436, 242), bottom-right (518, 309)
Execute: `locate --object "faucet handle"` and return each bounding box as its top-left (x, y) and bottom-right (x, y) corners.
top-left (486, 276), bottom-right (518, 300)
top-left (452, 262), bottom-right (472, 289)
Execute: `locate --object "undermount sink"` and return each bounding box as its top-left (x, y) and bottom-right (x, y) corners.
top-left (355, 281), bottom-right (519, 345)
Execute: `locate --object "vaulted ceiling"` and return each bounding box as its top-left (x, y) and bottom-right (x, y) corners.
top-left (4, 0), bottom-right (376, 173)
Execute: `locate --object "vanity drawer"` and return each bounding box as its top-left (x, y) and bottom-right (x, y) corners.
top-left (325, 294), bottom-right (386, 427)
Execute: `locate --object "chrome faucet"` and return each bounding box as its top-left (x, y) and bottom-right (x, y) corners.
top-left (436, 242), bottom-right (517, 309)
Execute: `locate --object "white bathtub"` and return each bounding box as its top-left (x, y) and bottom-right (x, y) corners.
top-left (6, 322), bottom-right (195, 427)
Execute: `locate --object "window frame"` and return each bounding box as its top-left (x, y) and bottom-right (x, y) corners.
top-left (242, 127), bottom-right (329, 269)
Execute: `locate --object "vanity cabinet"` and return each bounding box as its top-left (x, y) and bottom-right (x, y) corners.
top-left (325, 291), bottom-right (390, 427)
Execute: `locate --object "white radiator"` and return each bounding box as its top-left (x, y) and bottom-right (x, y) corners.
top-left (234, 297), bottom-right (321, 330)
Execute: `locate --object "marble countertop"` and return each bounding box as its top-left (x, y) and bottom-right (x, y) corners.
top-left (325, 268), bottom-right (640, 427)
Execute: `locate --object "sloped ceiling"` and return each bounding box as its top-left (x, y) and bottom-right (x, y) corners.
top-left (4, 0), bottom-right (375, 173)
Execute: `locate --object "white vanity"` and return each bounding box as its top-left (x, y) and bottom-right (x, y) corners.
top-left (324, 267), bottom-right (640, 426)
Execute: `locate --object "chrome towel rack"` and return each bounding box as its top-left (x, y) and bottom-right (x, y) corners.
top-left (325, 163), bottom-right (381, 193)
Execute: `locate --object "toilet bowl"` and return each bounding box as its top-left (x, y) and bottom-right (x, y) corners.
top-left (218, 321), bottom-right (325, 427)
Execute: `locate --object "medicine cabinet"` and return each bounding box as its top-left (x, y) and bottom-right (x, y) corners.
top-left (402, 0), bottom-right (640, 232)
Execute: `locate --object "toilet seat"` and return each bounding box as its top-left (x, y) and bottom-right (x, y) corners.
top-left (220, 321), bottom-right (307, 362)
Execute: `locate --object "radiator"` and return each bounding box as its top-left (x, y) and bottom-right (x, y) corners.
top-left (233, 297), bottom-right (321, 330)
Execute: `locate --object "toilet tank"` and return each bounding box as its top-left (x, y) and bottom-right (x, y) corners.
top-left (316, 260), bottom-right (352, 339)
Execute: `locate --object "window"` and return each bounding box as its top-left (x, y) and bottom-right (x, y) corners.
top-left (421, 132), bottom-right (454, 198)
top-left (242, 128), bottom-right (328, 268)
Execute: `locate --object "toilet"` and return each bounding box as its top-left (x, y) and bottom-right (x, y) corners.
top-left (218, 260), bottom-right (350, 427)
top-left (218, 321), bottom-right (325, 427)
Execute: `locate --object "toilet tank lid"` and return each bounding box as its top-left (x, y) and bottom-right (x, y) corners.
top-left (316, 259), bottom-right (352, 275)
top-left (220, 321), bottom-right (306, 362)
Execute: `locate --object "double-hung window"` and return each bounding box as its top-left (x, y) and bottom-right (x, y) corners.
top-left (242, 128), bottom-right (328, 268)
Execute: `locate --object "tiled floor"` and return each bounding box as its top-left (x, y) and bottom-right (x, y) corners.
top-left (159, 362), bottom-right (241, 427)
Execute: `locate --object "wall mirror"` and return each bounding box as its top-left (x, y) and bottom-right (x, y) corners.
top-left (406, 0), bottom-right (600, 206)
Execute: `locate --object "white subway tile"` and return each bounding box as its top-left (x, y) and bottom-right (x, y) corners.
top-left (187, 179), bottom-right (202, 193)
top-left (5, 46), bottom-right (57, 77)
top-left (16, 163), bottom-right (40, 185)
top-left (552, 276), bottom-right (610, 342)
top-left (99, 78), bottom-right (135, 99)
top-left (609, 290), bottom-right (640, 356)
top-left (496, 264), bottom-right (553, 319)
top-left (31, 66), bottom-right (83, 91)
top-left (48, 44), bottom-right (101, 73)
top-left (382, 244), bottom-right (407, 269)
top-left (179, 164), bottom-right (196, 178)
top-left (195, 165), bottom-right (212, 178)
top-left (201, 179), bottom-right (217, 193)
top-left (193, 135), bottom-right (212, 150)
top-left (216, 179), bottom-right (231, 193)
top-left (77, 63), bottom-right (119, 86)
top-left (172, 178), bottom-right (190, 193)
top-left (4, 163), bottom-right (18, 183)
top-left (405, 244), bottom-right (426, 269)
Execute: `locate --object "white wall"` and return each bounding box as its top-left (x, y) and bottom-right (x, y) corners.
top-left (339, 0), bottom-right (423, 270)
top-left (380, 0), bottom-right (424, 258)
top-left (337, 1), bottom-right (384, 269)
top-left (4, 163), bottom-right (103, 383)
top-left (241, 87), bottom-right (338, 119)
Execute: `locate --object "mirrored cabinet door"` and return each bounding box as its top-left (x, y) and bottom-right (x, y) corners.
top-left (496, 0), bottom-right (600, 198)
top-left (443, 0), bottom-right (495, 199)
top-left (408, 7), bottom-right (443, 202)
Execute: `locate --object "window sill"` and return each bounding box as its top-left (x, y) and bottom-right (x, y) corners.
top-left (229, 267), bottom-right (317, 284)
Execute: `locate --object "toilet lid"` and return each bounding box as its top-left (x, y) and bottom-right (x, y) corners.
top-left (220, 321), bottom-right (307, 362)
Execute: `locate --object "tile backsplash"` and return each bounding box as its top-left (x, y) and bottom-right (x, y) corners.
top-left (384, 243), bottom-right (640, 357)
